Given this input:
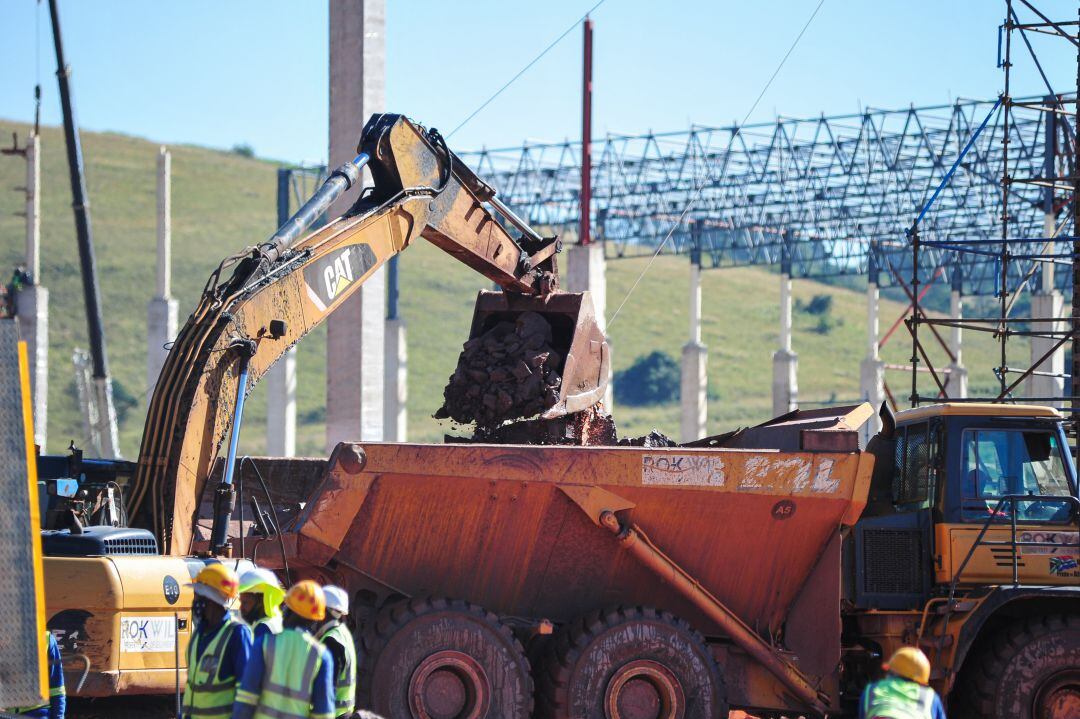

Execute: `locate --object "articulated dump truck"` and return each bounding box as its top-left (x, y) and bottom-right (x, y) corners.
top-left (187, 402), bottom-right (1078, 718)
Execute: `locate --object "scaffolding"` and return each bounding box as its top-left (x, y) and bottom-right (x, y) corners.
top-left (908, 1), bottom-right (1079, 420)
top-left (461, 96), bottom-right (1069, 297)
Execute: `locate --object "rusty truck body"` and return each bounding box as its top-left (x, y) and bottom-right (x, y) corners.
top-left (201, 401), bottom-right (1078, 718)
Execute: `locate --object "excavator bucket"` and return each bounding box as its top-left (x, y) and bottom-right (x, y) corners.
top-left (466, 290), bottom-right (610, 420)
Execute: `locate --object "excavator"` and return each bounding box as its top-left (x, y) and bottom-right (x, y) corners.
top-left (35, 113), bottom-right (609, 696)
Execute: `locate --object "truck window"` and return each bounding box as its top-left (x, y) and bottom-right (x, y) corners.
top-left (961, 429), bottom-right (1073, 523)
top-left (893, 422), bottom-right (935, 507)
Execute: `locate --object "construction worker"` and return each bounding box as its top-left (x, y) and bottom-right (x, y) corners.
top-left (5, 630), bottom-right (65, 718)
top-left (182, 564), bottom-right (253, 719)
top-left (860, 647), bottom-right (946, 719)
top-left (233, 580), bottom-right (336, 719)
top-left (316, 586), bottom-right (357, 718)
top-left (238, 568), bottom-right (285, 640)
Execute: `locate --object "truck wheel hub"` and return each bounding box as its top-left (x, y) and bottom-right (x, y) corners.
top-left (605, 660), bottom-right (685, 719)
top-left (408, 650), bottom-right (490, 719)
top-left (1037, 670), bottom-right (1080, 719)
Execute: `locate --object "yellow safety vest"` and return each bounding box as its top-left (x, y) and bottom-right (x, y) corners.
top-left (182, 616), bottom-right (242, 719)
top-left (248, 628), bottom-right (328, 719)
top-left (317, 621), bottom-right (356, 717)
top-left (862, 676), bottom-right (935, 719)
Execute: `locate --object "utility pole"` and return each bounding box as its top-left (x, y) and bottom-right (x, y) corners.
top-left (579, 16), bottom-right (593, 247)
top-left (48, 0), bottom-right (119, 457)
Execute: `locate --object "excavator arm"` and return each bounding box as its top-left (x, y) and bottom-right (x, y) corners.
top-left (128, 114), bottom-right (608, 554)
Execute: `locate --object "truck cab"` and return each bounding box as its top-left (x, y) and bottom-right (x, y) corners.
top-left (850, 403), bottom-right (1080, 716)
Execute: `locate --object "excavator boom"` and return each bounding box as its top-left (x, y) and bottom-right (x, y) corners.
top-left (128, 114), bottom-right (609, 554)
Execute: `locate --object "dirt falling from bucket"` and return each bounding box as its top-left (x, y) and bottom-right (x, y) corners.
top-left (436, 312), bottom-right (565, 431)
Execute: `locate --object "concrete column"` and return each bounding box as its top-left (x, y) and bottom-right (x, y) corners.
top-left (15, 134), bottom-right (47, 449)
top-left (944, 273), bottom-right (968, 398)
top-left (266, 348), bottom-right (297, 456)
top-left (944, 291), bottom-right (968, 398)
top-left (681, 255), bottom-right (707, 442)
top-left (1029, 211), bottom-right (1065, 404)
top-left (566, 240), bottom-right (612, 410)
top-left (772, 270), bottom-right (798, 417)
top-left (326, 0), bottom-right (386, 450)
top-left (859, 276), bottom-right (885, 440)
top-left (147, 147), bottom-right (179, 396)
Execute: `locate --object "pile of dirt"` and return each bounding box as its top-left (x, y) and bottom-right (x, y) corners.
top-left (436, 312), bottom-right (564, 430)
top-left (618, 429), bottom-right (677, 447)
top-left (456, 405), bottom-right (618, 446)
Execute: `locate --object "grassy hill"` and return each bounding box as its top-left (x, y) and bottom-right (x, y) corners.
top-left (0, 119), bottom-right (1022, 457)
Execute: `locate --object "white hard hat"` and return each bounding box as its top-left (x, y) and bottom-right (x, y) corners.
top-left (323, 585), bottom-right (349, 616)
top-left (238, 567), bottom-right (282, 594)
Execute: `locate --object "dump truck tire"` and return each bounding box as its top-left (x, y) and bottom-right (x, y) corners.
top-left (956, 613), bottom-right (1080, 718)
top-left (358, 597), bottom-right (534, 718)
top-left (538, 606), bottom-right (726, 719)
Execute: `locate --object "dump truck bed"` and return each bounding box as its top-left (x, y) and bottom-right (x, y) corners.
top-left (290, 406), bottom-right (874, 643)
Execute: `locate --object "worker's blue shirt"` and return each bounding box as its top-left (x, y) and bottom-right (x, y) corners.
top-left (252, 621), bottom-right (275, 644)
top-left (231, 627), bottom-right (335, 719)
top-left (858, 680), bottom-right (947, 719)
top-left (192, 612), bottom-right (252, 687)
top-left (21, 632), bottom-right (65, 719)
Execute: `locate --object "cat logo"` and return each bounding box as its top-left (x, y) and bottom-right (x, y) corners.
top-left (304, 243), bottom-right (378, 312)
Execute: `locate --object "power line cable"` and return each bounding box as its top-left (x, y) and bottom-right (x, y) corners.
top-left (447, 0), bottom-right (608, 139)
top-left (608, 0), bottom-right (827, 327)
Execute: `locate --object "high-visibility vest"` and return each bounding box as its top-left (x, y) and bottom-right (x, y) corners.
top-left (11, 632), bottom-right (65, 714)
top-left (861, 676), bottom-right (936, 719)
top-left (253, 614), bottom-right (284, 635)
top-left (317, 621), bottom-right (357, 717)
top-left (252, 628), bottom-right (326, 719)
top-left (182, 616), bottom-right (242, 719)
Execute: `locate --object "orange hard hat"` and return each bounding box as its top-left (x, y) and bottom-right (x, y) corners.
top-left (884, 646), bottom-right (931, 685)
top-left (191, 564), bottom-right (240, 607)
top-left (285, 580), bottom-right (326, 622)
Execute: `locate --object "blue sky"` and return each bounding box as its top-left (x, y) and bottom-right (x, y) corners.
top-left (1, 1), bottom-right (1075, 163)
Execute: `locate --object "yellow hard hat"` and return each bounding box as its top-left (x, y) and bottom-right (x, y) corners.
top-left (884, 647), bottom-right (931, 685)
top-left (191, 564), bottom-right (240, 608)
top-left (238, 568), bottom-right (285, 620)
top-left (285, 580), bottom-right (326, 622)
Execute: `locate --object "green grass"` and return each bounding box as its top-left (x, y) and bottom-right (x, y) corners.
top-left (0, 119), bottom-right (1022, 456)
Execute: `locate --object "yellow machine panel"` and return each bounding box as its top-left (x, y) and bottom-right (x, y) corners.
top-left (936, 523), bottom-right (1080, 586)
top-left (45, 555), bottom-right (193, 696)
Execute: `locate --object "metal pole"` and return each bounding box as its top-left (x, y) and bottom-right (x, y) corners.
top-left (1073, 6), bottom-right (1080, 444)
top-left (48, 0), bottom-right (108, 383)
top-left (1043, 94), bottom-right (1058, 294)
top-left (49, 0), bottom-right (120, 457)
top-left (387, 255), bottom-right (400, 320)
top-left (579, 16), bottom-right (593, 246)
top-left (1001, 5), bottom-right (1013, 399)
top-left (910, 227), bottom-right (920, 406)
